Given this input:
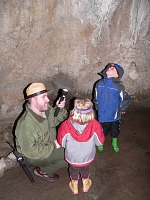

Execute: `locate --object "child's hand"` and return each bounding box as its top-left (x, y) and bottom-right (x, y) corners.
top-left (54, 140), bottom-right (61, 149)
top-left (121, 112), bottom-right (125, 114)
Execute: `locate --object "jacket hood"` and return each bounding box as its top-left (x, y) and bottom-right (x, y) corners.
top-left (100, 63), bottom-right (124, 81)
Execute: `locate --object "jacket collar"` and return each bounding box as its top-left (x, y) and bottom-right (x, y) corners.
top-left (26, 103), bottom-right (50, 123)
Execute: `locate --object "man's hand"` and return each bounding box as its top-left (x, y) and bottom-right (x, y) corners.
top-left (56, 98), bottom-right (66, 109)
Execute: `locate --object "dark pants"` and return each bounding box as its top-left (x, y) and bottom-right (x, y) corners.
top-left (69, 165), bottom-right (90, 180)
top-left (101, 120), bottom-right (120, 138)
top-left (26, 147), bottom-right (68, 174)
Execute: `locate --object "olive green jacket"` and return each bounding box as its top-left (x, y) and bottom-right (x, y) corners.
top-left (15, 103), bottom-right (68, 160)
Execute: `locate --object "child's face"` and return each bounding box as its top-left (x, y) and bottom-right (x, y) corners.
top-left (106, 67), bottom-right (119, 78)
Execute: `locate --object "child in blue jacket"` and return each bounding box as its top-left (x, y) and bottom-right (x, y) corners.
top-left (94, 63), bottom-right (131, 153)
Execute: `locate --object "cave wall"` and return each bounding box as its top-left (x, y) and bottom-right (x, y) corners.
top-left (0, 0), bottom-right (150, 119)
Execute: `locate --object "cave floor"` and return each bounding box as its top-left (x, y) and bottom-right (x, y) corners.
top-left (0, 103), bottom-right (150, 200)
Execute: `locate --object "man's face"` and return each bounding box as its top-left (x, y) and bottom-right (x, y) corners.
top-left (34, 92), bottom-right (50, 111)
top-left (106, 67), bottom-right (119, 78)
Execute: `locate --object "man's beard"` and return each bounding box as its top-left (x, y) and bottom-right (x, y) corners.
top-left (40, 103), bottom-right (48, 111)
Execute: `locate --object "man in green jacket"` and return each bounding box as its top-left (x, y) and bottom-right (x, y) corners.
top-left (15, 83), bottom-right (68, 182)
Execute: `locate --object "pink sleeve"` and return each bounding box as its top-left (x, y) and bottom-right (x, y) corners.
top-left (57, 121), bottom-right (67, 146)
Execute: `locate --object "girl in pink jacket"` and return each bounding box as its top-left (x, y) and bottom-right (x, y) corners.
top-left (57, 98), bottom-right (105, 195)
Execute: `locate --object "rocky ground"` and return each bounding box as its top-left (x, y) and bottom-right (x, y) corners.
top-left (0, 102), bottom-right (150, 200)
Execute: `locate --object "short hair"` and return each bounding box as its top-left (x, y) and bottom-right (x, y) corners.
top-left (70, 98), bottom-right (95, 124)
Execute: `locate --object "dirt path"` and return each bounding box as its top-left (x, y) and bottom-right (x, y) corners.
top-left (0, 103), bottom-right (150, 200)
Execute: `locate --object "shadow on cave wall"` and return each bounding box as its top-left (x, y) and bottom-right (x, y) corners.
top-left (44, 71), bottom-right (93, 109)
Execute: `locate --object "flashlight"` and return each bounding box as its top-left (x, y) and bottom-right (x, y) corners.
top-left (54, 88), bottom-right (68, 117)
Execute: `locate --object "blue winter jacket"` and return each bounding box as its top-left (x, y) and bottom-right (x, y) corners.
top-left (94, 63), bottom-right (131, 123)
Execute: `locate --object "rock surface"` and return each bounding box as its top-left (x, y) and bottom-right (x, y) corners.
top-left (0, 0), bottom-right (150, 119)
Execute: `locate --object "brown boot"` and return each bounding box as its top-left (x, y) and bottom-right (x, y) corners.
top-left (82, 178), bottom-right (92, 192)
top-left (69, 180), bottom-right (78, 194)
